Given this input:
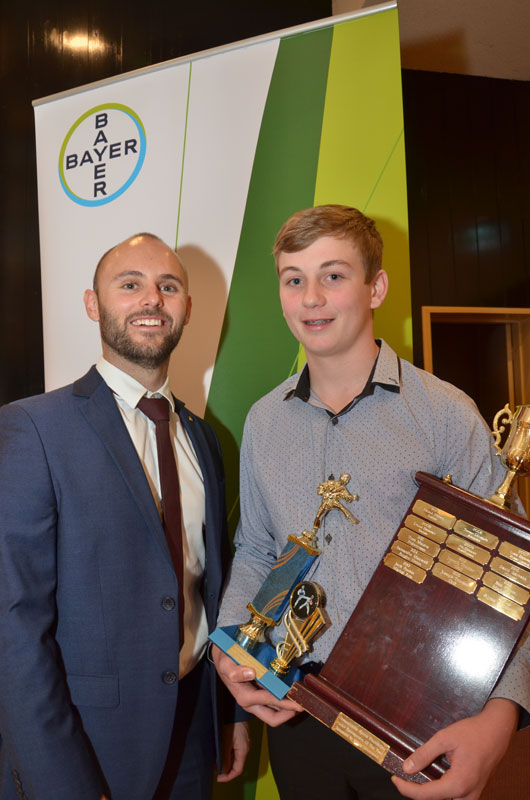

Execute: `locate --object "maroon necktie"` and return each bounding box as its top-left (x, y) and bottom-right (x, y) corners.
top-left (137, 396), bottom-right (185, 646)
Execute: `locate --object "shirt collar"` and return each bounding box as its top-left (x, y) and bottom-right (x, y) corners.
top-left (283, 340), bottom-right (401, 405)
top-left (96, 357), bottom-right (175, 412)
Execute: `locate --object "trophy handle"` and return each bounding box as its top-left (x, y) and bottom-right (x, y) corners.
top-left (491, 403), bottom-right (513, 454)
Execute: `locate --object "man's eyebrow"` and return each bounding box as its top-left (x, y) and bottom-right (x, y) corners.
top-left (278, 265), bottom-right (302, 277)
top-left (319, 259), bottom-right (351, 269)
top-left (112, 270), bottom-right (143, 281)
top-left (278, 259), bottom-right (351, 277)
top-left (112, 270), bottom-right (184, 285)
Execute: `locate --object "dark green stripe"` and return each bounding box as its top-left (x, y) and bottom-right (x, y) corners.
top-left (205, 28), bottom-right (333, 531)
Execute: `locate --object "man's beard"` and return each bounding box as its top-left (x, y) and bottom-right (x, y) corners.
top-left (99, 307), bottom-right (185, 368)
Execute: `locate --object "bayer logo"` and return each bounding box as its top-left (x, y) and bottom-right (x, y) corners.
top-left (58, 103), bottom-right (146, 207)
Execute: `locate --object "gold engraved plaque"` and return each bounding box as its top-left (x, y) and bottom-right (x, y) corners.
top-left (227, 644), bottom-right (268, 678)
top-left (412, 500), bottom-right (456, 529)
top-left (454, 520), bottom-right (499, 550)
top-left (499, 541), bottom-right (530, 571)
top-left (398, 528), bottom-right (441, 558)
top-left (477, 587), bottom-right (525, 621)
top-left (405, 514), bottom-right (447, 544)
top-left (482, 572), bottom-right (530, 606)
top-left (446, 534), bottom-right (491, 566)
top-left (391, 540), bottom-right (434, 571)
top-left (438, 549), bottom-right (484, 581)
top-left (432, 562), bottom-right (477, 594)
top-left (384, 553), bottom-right (426, 584)
top-left (491, 556), bottom-right (530, 590)
top-left (332, 712), bottom-right (390, 764)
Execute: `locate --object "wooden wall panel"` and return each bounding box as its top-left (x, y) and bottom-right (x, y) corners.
top-left (402, 70), bottom-right (530, 367)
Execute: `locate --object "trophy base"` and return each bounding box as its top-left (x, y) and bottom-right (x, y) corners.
top-left (288, 676), bottom-right (447, 783)
top-left (209, 626), bottom-right (303, 699)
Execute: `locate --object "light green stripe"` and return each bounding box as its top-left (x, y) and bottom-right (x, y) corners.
top-left (175, 62), bottom-right (192, 248)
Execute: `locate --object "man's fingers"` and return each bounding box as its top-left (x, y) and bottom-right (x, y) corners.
top-left (401, 735), bottom-right (446, 775)
top-left (246, 703), bottom-right (299, 727)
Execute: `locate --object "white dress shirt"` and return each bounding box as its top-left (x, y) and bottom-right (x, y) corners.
top-left (96, 357), bottom-right (208, 677)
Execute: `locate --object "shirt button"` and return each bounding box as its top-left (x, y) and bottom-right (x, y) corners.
top-left (161, 596), bottom-right (175, 611)
top-left (163, 671), bottom-right (177, 685)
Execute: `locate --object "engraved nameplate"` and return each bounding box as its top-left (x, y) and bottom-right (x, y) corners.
top-left (499, 541), bottom-right (530, 571)
top-left (398, 528), bottom-right (441, 558)
top-left (412, 500), bottom-right (456, 529)
top-left (446, 534), bottom-right (491, 566)
top-left (432, 563), bottom-right (477, 594)
top-left (391, 540), bottom-right (434, 571)
top-left (454, 520), bottom-right (499, 550)
top-left (227, 644), bottom-right (268, 678)
top-left (491, 556), bottom-right (530, 590)
top-left (477, 587), bottom-right (525, 621)
top-left (405, 514), bottom-right (447, 544)
top-left (482, 572), bottom-right (530, 606)
top-left (384, 553), bottom-right (427, 584)
top-left (332, 712), bottom-right (390, 764)
top-left (438, 549), bottom-right (484, 581)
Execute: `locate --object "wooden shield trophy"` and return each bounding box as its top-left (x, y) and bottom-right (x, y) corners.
top-left (288, 404), bottom-right (530, 783)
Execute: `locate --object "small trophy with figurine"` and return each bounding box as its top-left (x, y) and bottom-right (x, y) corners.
top-left (209, 474), bottom-right (358, 698)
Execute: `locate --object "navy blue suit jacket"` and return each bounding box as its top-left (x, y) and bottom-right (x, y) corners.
top-left (0, 367), bottom-right (230, 800)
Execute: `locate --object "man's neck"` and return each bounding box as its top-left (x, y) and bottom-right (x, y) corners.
top-left (102, 351), bottom-right (169, 393)
top-left (306, 339), bottom-right (379, 414)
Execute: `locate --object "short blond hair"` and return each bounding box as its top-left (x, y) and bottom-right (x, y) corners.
top-left (273, 205), bottom-right (383, 282)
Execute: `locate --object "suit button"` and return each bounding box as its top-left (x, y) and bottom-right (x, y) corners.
top-left (161, 596), bottom-right (175, 611)
top-left (163, 671), bottom-right (177, 685)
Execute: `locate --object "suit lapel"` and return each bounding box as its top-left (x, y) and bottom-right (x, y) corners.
top-left (73, 367), bottom-right (173, 568)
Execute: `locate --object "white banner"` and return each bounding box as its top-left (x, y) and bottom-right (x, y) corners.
top-left (34, 39), bottom-right (279, 412)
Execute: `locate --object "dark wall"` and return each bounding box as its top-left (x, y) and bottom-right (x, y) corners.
top-left (0, 0), bottom-right (332, 405)
top-left (402, 69), bottom-right (530, 367)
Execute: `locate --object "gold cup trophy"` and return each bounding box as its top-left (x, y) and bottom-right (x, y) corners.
top-left (489, 404), bottom-right (530, 507)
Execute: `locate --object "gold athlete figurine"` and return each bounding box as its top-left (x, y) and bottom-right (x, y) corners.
top-left (314, 473), bottom-right (359, 529)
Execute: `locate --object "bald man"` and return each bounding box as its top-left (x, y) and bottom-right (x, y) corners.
top-left (0, 234), bottom-right (248, 800)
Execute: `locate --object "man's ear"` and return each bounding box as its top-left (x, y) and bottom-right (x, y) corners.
top-left (83, 289), bottom-right (100, 322)
top-left (184, 295), bottom-right (192, 326)
top-left (370, 270), bottom-right (388, 310)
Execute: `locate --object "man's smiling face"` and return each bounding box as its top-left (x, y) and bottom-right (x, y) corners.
top-left (277, 235), bottom-right (386, 363)
top-left (84, 234), bottom-right (191, 371)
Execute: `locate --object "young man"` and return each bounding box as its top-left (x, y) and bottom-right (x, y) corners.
top-left (0, 234), bottom-right (248, 800)
top-left (214, 206), bottom-right (529, 800)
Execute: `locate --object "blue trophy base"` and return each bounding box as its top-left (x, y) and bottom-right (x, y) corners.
top-left (209, 626), bottom-right (303, 699)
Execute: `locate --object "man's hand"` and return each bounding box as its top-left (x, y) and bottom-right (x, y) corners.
top-left (391, 698), bottom-right (518, 800)
top-left (216, 721), bottom-right (251, 783)
top-left (212, 645), bottom-right (300, 726)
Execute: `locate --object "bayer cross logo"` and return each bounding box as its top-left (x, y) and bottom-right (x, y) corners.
top-left (58, 103), bottom-right (146, 207)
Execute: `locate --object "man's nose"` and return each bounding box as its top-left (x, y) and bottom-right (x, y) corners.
top-left (302, 280), bottom-right (325, 307)
top-left (141, 283), bottom-right (163, 306)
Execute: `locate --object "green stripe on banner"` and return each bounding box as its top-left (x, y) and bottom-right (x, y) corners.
top-left (314, 8), bottom-right (412, 360)
top-left (205, 27), bottom-right (333, 529)
top-left (209, 26), bottom-right (332, 800)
